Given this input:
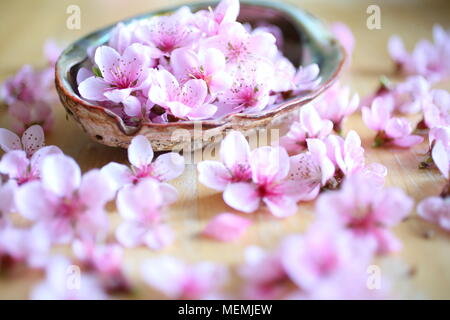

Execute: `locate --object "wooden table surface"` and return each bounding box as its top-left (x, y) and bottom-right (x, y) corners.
top-left (0, 0), bottom-right (449, 299)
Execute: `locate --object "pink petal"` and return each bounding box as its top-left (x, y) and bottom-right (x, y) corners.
top-left (128, 135), bottom-right (154, 169)
top-left (150, 183), bottom-right (175, 207)
top-left (214, 0), bottom-right (239, 24)
top-left (166, 101), bottom-right (192, 119)
top-left (263, 194), bottom-right (298, 218)
top-left (30, 145), bottom-right (63, 176)
top-left (122, 95), bottom-right (144, 117)
top-left (0, 180), bottom-right (17, 215)
top-left (432, 140), bottom-right (449, 179)
top-left (198, 160), bottom-right (231, 191)
top-left (14, 181), bottom-right (52, 220)
top-left (187, 103), bottom-right (217, 120)
top-left (181, 79), bottom-right (208, 108)
top-left (385, 117), bottom-right (412, 139)
top-left (209, 71), bottom-right (232, 94)
top-left (21, 125), bottom-right (45, 157)
top-left (152, 152), bottom-right (185, 181)
top-left (300, 104), bottom-right (323, 136)
top-left (0, 150), bottom-right (29, 179)
top-left (78, 77), bottom-right (109, 101)
top-left (392, 135), bottom-right (424, 148)
top-left (203, 48), bottom-right (226, 75)
top-left (417, 196), bottom-right (447, 224)
top-left (79, 169), bottom-right (115, 208)
top-left (0, 128), bottom-right (21, 153)
top-left (94, 45), bottom-right (121, 84)
top-left (100, 162), bottom-right (133, 191)
top-left (223, 182), bottom-right (260, 213)
top-left (116, 179), bottom-right (164, 221)
top-left (388, 35), bottom-right (407, 62)
top-left (41, 154), bottom-right (81, 197)
top-left (219, 130), bottom-right (250, 170)
top-left (203, 213), bottom-right (252, 242)
top-left (170, 48), bottom-right (198, 78)
top-left (250, 146), bottom-right (290, 183)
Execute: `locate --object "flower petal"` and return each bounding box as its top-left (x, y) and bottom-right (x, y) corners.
top-left (223, 182), bottom-right (260, 213)
top-left (21, 125), bottom-right (45, 157)
top-left (128, 135), bottom-right (154, 169)
top-left (0, 128), bottom-right (21, 153)
top-left (41, 154), bottom-right (81, 197)
top-left (198, 160), bottom-right (231, 191)
top-left (151, 152), bottom-right (185, 182)
top-left (203, 212), bottom-right (251, 242)
top-left (220, 130), bottom-right (251, 170)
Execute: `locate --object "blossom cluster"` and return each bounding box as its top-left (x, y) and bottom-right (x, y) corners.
top-left (76, 0), bottom-right (321, 124)
top-left (0, 127), bottom-right (184, 297)
top-left (0, 0), bottom-right (449, 300)
top-left (0, 40), bottom-right (61, 133)
top-left (389, 25), bottom-right (450, 83)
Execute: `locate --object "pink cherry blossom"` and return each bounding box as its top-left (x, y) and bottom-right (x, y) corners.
top-left (204, 21), bottom-right (277, 64)
top-left (202, 212), bottom-right (251, 242)
top-left (0, 126), bottom-right (62, 185)
top-left (78, 44), bottom-right (151, 117)
top-left (115, 178), bottom-right (175, 250)
top-left (223, 146), bottom-right (299, 217)
top-left (313, 82), bottom-right (359, 133)
top-left (31, 256), bottom-right (108, 300)
top-left (280, 224), bottom-right (374, 296)
top-left (148, 69), bottom-right (217, 120)
top-left (392, 75), bottom-right (431, 114)
top-left (141, 256), bottom-right (228, 299)
top-left (72, 239), bottom-right (130, 293)
top-left (15, 154), bottom-right (114, 244)
top-left (324, 130), bottom-right (365, 176)
top-left (0, 224), bottom-right (50, 270)
top-left (281, 104), bottom-right (333, 154)
top-left (171, 47), bottom-right (232, 95)
top-left (330, 22), bottom-right (355, 62)
top-left (101, 135), bottom-right (184, 191)
top-left (0, 65), bottom-right (55, 133)
top-left (388, 25), bottom-right (450, 83)
top-left (141, 6), bottom-right (198, 56)
top-left (362, 96), bottom-right (423, 148)
top-left (216, 61), bottom-right (272, 114)
top-left (239, 224), bottom-right (378, 299)
top-left (287, 138), bottom-right (335, 201)
top-left (422, 89), bottom-right (450, 129)
top-left (417, 195), bottom-right (450, 231)
top-left (316, 174), bottom-right (413, 254)
top-left (198, 130), bottom-right (252, 191)
top-left (360, 76), bottom-right (431, 116)
top-left (194, 0), bottom-right (239, 36)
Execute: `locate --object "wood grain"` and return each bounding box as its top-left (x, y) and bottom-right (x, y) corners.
top-left (0, 0), bottom-right (449, 299)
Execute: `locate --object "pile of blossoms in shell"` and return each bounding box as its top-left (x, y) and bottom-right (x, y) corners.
top-left (0, 0), bottom-right (449, 300)
top-left (76, 0), bottom-right (321, 125)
